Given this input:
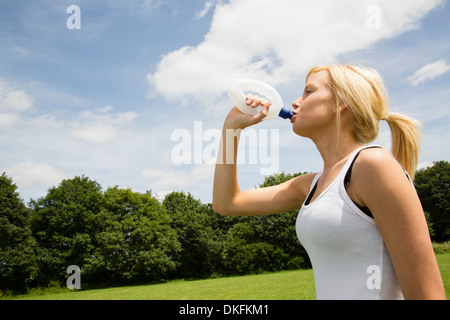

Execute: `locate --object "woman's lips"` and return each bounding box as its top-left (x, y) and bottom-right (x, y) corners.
top-left (290, 114), bottom-right (297, 124)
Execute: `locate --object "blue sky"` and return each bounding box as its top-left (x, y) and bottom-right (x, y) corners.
top-left (1, 0), bottom-right (449, 204)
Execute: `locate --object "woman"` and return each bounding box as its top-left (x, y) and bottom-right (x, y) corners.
top-left (212, 65), bottom-right (446, 300)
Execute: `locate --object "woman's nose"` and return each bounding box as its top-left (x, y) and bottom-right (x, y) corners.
top-left (292, 99), bottom-right (301, 109)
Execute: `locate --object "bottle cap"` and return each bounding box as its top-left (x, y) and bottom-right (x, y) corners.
top-left (278, 107), bottom-right (294, 119)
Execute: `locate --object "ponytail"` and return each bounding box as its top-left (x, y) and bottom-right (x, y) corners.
top-left (384, 113), bottom-right (422, 180)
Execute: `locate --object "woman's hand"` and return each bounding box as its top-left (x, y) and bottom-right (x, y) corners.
top-left (224, 94), bottom-right (272, 130)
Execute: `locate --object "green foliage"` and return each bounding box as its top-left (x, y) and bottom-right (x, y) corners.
top-left (433, 241), bottom-right (450, 255)
top-left (85, 187), bottom-right (181, 285)
top-left (163, 192), bottom-right (223, 279)
top-left (28, 178), bottom-right (181, 287)
top-left (29, 176), bottom-right (104, 286)
top-left (221, 172), bottom-right (310, 275)
top-left (414, 161), bottom-right (450, 242)
top-left (0, 173), bottom-right (38, 293)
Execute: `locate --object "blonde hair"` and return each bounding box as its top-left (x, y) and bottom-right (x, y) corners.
top-left (307, 65), bottom-right (422, 180)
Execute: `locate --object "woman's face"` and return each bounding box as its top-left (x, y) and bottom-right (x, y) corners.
top-left (291, 70), bottom-right (336, 138)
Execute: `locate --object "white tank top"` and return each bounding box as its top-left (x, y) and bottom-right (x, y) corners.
top-left (296, 146), bottom-right (404, 300)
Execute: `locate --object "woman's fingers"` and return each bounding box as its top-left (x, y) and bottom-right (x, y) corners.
top-left (246, 94), bottom-right (271, 108)
top-left (252, 102), bottom-right (270, 122)
top-left (245, 94), bottom-right (272, 121)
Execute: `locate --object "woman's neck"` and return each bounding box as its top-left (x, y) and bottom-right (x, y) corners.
top-left (313, 129), bottom-right (362, 171)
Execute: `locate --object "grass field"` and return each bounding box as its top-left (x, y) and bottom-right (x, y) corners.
top-left (8, 253), bottom-right (450, 300)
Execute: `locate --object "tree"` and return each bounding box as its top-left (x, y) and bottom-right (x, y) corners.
top-left (220, 172), bottom-right (311, 275)
top-left (29, 176), bottom-right (104, 286)
top-left (163, 191), bottom-right (223, 279)
top-left (0, 173), bottom-right (38, 293)
top-left (414, 161), bottom-right (450, 242)
top-left (90, 187), bottom-right (181, 284)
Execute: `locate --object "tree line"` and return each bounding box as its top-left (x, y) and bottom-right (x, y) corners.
top-left (1, 161), bottom-right (448, 294)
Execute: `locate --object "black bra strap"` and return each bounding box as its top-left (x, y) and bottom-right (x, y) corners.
top-left (304, 180), bottom-right (318, 206)
top-left (344, 146), bottom-right (382, 188)
top-left (344, 146), bottom-right (383, 218)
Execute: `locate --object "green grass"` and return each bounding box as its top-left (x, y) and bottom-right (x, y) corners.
top-left (8, 253), bottom-right (450, 300)
top-left (10, 269), bottom-right (316, 300)
top-left (438, 252), bottom-right (450, 299)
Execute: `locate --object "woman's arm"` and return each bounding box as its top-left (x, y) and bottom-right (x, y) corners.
top-left (351, 148), bottom-right (446, 300)
top-left (212, 101), bottom-right (314, 216)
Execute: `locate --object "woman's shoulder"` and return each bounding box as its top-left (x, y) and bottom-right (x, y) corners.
top-left (350, 146), bottom-right (415, 211)
top-left (357, 146), bottom-right (399, 167)
top-left (290, 172), bottom-right (319, 198)
top-left (353, 146), bottom-right (409, 184)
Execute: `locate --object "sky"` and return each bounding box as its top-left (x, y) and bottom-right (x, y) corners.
top-left (1, 0), bottom-right (449, 205)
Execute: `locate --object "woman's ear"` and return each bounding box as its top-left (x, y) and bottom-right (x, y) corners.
top-left (334, 102), bottom-right (349, 114)
top-left (339, 103), bottom-right (349, 112)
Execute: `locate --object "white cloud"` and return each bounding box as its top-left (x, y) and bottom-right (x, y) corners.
top-left (140, 168), bottom-right (163, 180)
top-left (0, 113), bottom-right (20, 128)
top-left (27, 114), bottom-right (63, 129)
top-left (72, 124), bottom-right (118, 144)
top-left (0, 80), bottom-right (34, 115)
top-left (407, 59), bottom-right (450, 86)
top-left (4, 162), bottom-right (71, 189)
top-left (196, 0), bottom-right (216, 20)
top-left (140, 164), bottom-right (214, 193)
top-left (0, 90), bottom-right (34, 112)
top-left (70, 106), bottom-right (138, 144)
top-left (0, 81), bottom-right (35, 128)
top-left (148, 0), bottom-right (443, 103)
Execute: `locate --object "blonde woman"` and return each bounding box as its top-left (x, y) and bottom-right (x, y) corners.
top-left (212, 65), bottom-right (446, 300)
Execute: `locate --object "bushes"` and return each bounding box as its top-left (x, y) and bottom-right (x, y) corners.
top-left (433, 242), bottom-right (450, 255)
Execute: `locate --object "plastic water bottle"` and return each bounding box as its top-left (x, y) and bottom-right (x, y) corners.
top-left (228, 79), bottom-right (294, 121)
